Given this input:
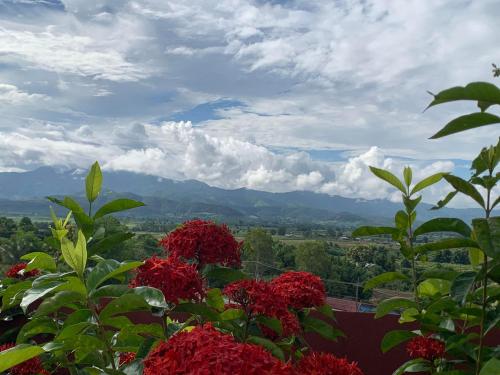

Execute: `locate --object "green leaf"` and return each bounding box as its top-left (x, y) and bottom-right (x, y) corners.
top-left (451, 271), bottom-right (477, 305)
top-left (1, 280), bottom-right (32, 310)
top-left (469, 247), bottom-right (484, 267)
top-left (302, 316), bottom-right (344, 341)
top-left (33, 290), bottom-right (85, 317)
top-left (364, 272), bottom-right (409, 291)
top-left (369, 166), bottom-right (406, 193)
top-left (432, 190), bottom-right (458, 210)
top-left (47, 196), bottom-right (84, 213)
top-left (206, 288), bottom-right (225, 312)
top-left (414, 218), bottom-right (472, 238)
top-left (315, 304), bottom-right (334, 319)
top-left (427, 82), bottom-right (500, 108)
top-left (443, 175), bottom-right (485, 208)
top-left (205, 266), bottom-right (249, 283)
top-left (418, 279), bottom-right (451, 297)
top-left (381, 330), bottom-right (417, 353)
top-left (16, 317), bottom-right (57, 343)
top-left (20, 252), bottom-right (56, 272)
top-left (0, 344), bottom-right (45, 373)
top-left (88, 232), bottom-right (135, 256)
top-left (256, 316), bottom-right (283, 336)
top-left (395, 210), bottom-right (409, 231)
top-left (430, 112), bottom-right (500, 139)
top-left (403, 166), bottom-right (412, 187)
top-left (491, 195), bottom-right (500, 210)
top-left (20, 280), bottom-right (66, 313)
top-left (392, 359), bottom-right (431, 375)
top-left (86, 259), bottom-right (143, 291)
top-left (375, 298), bottom-right (418, 319)
top-left (473, 217), bottom-right (500, 258)
top-left (60, 230), bottom-right (87, 278)
top-left (99, 294), bottom-right (150, 319)
top-left (219, 308), bottom-right (244, 321)
top-left (246, 336), bottom-right (285, 361)
top-left (351, 226), bottom-right (399, 237)
top-left (90, 284), bottom-right (129, 299)
top-left (480, 358), bottom-right (500, 375)
top-left (414, 238), bottom-right (478, 254)
top-left (129, 286), bottom-right (168, 309)
top-left (93, 198), bottom-right (145, 219)
top-left (411, 173), bottom-right (445, 195)
top-left (403, 195), bottom-right (422, 214)
top-left (85, 161), bottom-right (102, 203)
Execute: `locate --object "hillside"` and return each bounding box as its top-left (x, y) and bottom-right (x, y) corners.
top-left (0, 167), bottom-right (484, 224)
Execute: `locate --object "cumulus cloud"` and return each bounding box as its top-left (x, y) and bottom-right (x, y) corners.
top-left (0, 83), bottom-right (48, 104)
top-left (0, 119), bottom-right (463, 206)
top-left (0, 0), bottom-right (497, 209)
top-left (0, 23), bottom-right (147, 82)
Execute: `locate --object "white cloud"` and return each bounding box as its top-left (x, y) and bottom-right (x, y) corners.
top-left (0, 83), bottom-right (48, 104)
top-left (0, 119), bottom-right (467, 206)
top-left (0, 25), bottom-right (147, 82)
top-left (0, 0), bottom-right (498, 208)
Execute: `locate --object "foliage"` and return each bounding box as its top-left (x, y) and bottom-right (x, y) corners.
top-left (355, 70), bottom-right (500, 374)
top-left (0, 162), bottom-right (345, 374)
top-left (295, 241), bottom-right (331, 279)
top-left (242, 228), bottom-right (276, 279)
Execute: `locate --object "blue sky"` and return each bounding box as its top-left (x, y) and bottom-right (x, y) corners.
top-left (0, 0), bottom-right (498, 207)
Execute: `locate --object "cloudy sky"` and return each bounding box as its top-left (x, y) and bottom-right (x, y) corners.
top-left (0, 0), bottom-right (498, 207)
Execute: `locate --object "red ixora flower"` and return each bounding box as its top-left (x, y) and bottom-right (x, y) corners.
top-left (0, 343), bottom-right (49, 375)
top-left (5, 263), bottom-right (40, 279)
top-left (129, 255), bottom-right (205, 304)
top-left (223, 279), bottom-right (300, 338)
top-left (159, 219), bottom-right (242, 268)
top-left (271, 271), bottom-right (326, 310)
top-left (119, 352), bottom-right (136, 366)
top-left (296, 353), bottom-right (364, 375)
top-left (143, 324), bottom-right (292, 375)
top-left (406, 336), bottom-right (445, 361)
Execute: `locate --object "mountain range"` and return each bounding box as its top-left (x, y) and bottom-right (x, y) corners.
top-left (0, 167), bottom-right (484, 225)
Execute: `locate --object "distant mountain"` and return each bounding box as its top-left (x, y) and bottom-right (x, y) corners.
top-left (0, 167), bottom-right (485, 224)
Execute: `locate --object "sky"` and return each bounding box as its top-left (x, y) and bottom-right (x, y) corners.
top-left (0, 0), bottom-right (498, 207)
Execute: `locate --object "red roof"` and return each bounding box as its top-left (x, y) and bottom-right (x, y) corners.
top-left (326, 297), bottom-right (359, 312)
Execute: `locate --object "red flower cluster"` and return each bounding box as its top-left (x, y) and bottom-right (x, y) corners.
top-left (0, 343), bottom-right (49, 375)
top-left (143, 324), bottom-right (292, 375)
top-left (5, 263), bottom-right (40, 279)
top-left (296, 353), bottom-right (364, 375)
top-left (223, 279), bottom-right (300, 337)
top-left (271, 271), bottom-right (326, 310)
top-left (119, 352), bottom-right (136, 366)
top-left (406, 336), bottom-right (445, 361)
top-left (129, 256), bottom-right (205, 304)
top-left (159, 219), bottom-right (242, 268)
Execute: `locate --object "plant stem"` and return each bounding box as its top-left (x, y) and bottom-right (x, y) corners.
top-left (475, 184), bottom-right (492, 375)
top-left (88, 300), bottom-right (117, 371)
top-left (407, 204), bottom-right (420, 309)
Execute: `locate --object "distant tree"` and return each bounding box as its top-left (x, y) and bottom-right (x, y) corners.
top-left (295, 241), bottom-right (331, 279)
top-left (326, 227), bottom-right (337, 238)
top-left (277, 226), bottom-right (287, 236)
top-left (433, 249), bottom-right (453, 263)
top-left (242, 228), bottom-right (275, 279)
top-left (273, 241), bottom-right (296, 269)
top-left (18, 217), bottom-right (36, 233)
top-left (13, 231), bottom-right (45, 259)
top-left (270, 229), bottom-right (277, 235)
top-left (452, 249), bottom-right (469, 265)
top-left (117, 234), bottom-right (162, 261)
top-left (0, 217), bottom-right (17, 238)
